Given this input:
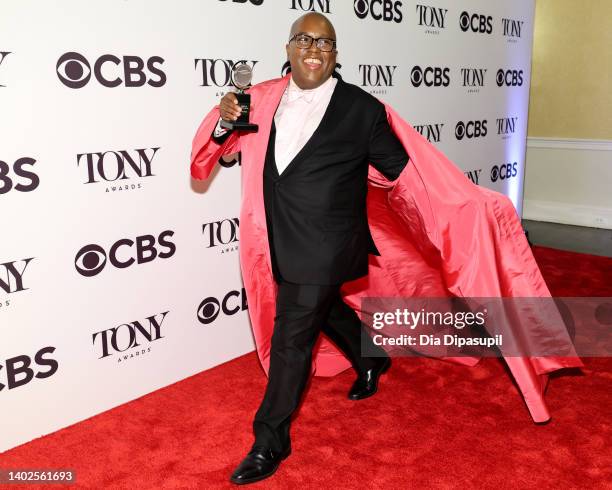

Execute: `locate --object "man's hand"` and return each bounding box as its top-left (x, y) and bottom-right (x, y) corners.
top-left (219, 92), bottom-right (243, 122)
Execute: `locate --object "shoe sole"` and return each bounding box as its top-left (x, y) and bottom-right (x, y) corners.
top-left (229, 449), bottom-right (291, 485)
top-left (230, 466), bottom-right (280, 486)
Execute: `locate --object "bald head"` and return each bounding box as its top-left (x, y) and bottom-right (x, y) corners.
top-left (289, 12), bottom-right (336, 40)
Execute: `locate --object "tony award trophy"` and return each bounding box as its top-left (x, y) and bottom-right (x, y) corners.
top-left (220, 63), bottom-right (259, 132)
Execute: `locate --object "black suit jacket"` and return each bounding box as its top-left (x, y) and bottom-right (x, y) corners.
top-left (261, 76), bottom-right (409, 285)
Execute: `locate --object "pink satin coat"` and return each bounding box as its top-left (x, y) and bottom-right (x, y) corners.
top-left (191, 74), bottom-right (583, 423)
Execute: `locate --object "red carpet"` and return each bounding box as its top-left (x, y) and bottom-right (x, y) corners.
top-left (1, 246), bottom-right (611, 489)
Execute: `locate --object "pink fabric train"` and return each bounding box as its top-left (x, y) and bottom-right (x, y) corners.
top-left (191, 73), bottom-right (583, 423)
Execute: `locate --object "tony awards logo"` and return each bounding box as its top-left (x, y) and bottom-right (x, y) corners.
top-left (220, 63), bottom-right (259, 132)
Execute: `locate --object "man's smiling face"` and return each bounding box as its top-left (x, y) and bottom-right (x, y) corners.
top-left (286, 13), bottom-right (337, 90)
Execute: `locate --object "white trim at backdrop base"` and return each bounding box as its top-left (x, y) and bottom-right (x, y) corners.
top-left (524, 138), bottom-right (612, 230)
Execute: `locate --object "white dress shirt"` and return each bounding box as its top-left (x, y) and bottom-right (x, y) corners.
top-left (214, 75), bottom-right (338, 175)
top-left (273, 75), bottom-right (337, 174)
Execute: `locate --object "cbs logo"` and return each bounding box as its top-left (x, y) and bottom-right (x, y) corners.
top-left (0, 347), bottom-right (58, 392)
top-left (0, 157), bottom-right (39, 195)
top-left (56, 52), bottom-right (166, 89)
top-left (354, 0), bottom-right (403, 23)
top-left (459, 11), bottom-right (493, 34)
top-left (75, 230), bottom-right (176, 277)
top-left (197, 289), bottom-right (248, 325)
top-left (411, 66), bottom-right (450, 87)
top-left (491, 162), bottom-right (518, 182)
top-left (496, 69), bottom-right (524, 87)
top-left (455, 120), bottom-right (488, 140)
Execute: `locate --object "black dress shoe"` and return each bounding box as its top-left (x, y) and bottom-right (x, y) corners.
top-left (348, 357), bottom-right (391, 400)
top-left (230, 445), bottom-right (291, 485)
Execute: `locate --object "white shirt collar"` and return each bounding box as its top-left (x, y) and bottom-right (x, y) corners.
top-left (286, 75), bottom-right (336, 103)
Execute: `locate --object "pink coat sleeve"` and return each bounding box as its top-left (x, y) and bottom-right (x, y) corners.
top-left (190, 106), bottom-right (242, 180)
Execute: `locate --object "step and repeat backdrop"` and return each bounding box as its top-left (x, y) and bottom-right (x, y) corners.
top-left (0, 0), bottom-right (535, 451)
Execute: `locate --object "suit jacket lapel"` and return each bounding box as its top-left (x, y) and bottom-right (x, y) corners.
top-left (267, 120), bottom-right (280, 179)
top-left (243, 75), bottom-right (289, 237)
top-left (249, 74), bottom-right (290, 180)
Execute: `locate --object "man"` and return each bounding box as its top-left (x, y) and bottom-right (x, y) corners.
top-left (195, 12), bottom-right (407, 484)
top-left (191, 11), bottom-right (582, 487)
top-left (221, 12), bottom-right (406, 484)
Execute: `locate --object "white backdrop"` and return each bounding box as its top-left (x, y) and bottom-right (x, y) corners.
top-left (0, 0), bottom-right (535, 452)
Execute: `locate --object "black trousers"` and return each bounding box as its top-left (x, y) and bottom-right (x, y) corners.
top-left (252, 277), bottom-right (387, 453)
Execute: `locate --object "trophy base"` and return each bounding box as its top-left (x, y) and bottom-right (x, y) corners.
top-left (220, 119), bottom-right (259, 132)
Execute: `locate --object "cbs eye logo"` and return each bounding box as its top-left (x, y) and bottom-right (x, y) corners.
top-left (56, 52), bottom-right (91, 89)
top-left (75, 244), bottom-right (107, 277)
top-left (56, 52), bottom-right (166, 89)
top-left (197, 289), bottom-right (248, 325)
top-left (75, 231), bottom-right (176, 277)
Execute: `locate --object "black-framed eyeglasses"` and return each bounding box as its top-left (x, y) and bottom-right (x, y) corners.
top-left (289, 34), bottom-right (337, 52)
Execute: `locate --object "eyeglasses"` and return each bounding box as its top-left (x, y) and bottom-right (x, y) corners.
top-left (289, 34), bottom-right (337, 52)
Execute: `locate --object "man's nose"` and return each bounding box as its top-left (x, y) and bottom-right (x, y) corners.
top-left (306, 42), bottom-right (322, 54)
